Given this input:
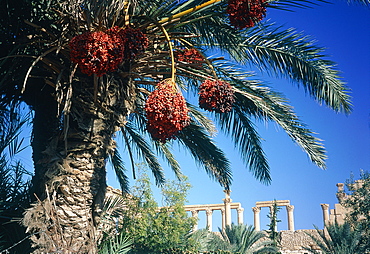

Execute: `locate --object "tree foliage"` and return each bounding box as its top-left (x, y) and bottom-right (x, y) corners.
top-left (305, 171), bottom-right (370, 254)
top-left (339, 171), bottom-right (370, 252)
top-left (98, 234), bottom-right (132, 254)
top-left (0, 105), bottom-right (32, 253)
top-left (100, 170), bottom-right (198, 253)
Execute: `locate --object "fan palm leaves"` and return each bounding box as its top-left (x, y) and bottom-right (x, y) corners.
top-left (207, 223), bottom-right (278, 253)
top-left (98, 234), bottom-right (132, 254)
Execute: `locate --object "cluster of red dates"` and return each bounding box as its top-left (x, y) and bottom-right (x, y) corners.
top-left (144, 80), bottom-right (191, 142)
top-left (69, 26), bottom-right (148, 76)
top-left (175, 48), bottom-right (204, 67)
top-left (227, 0), bottom-right (267, 29)
top-left (145, 78), bottom-right (235, 142)
top-left (199, 79), bottom-right (235, 113)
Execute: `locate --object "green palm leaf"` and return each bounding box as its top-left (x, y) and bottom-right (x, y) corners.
top-left (99, 233), bottom-right (132, 254)
top-left (121, 123), bottom-right (165, 186)
top-left (109, 148), bottom-right (130, 194)
top-left (176, 122), bottom-right (232, 189)
top-left (152, 141), bottom-right (183, 179)
top-left (214, 60), bottom-right (327, 168)
top-left (215, 108), bottom-right (270, 184)
top-left (238, 24), bottom-right (352, 113)
top-left (128, 106), bottom-right (183, 180)
top-left (171, 7), bottom-right (351, 114)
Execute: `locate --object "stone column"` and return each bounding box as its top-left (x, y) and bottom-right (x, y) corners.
top-left (321, 203), bottom-right (330, 226)
top-left (223, 190), bottom-right (232, 227)
top-left (220, 208), bottom-right (225, 230)
top-left (286, 205), bottom-right (295, 231)
top-left (337, 183), bottom-right (344, 192)
top-left (336, 183), bottom-right (346, 202)
top-left (237, 207), bottom-right (244, 225)
top-left (252, 207), bottom-right (261, 231)
top-left (206, 208), bottom-right (213, 231)
top-left (191, 210), bottom-right (199, 231)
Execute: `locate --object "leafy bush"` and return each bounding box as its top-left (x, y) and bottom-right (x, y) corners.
top-left (99, 170), bottom-right (198, 253)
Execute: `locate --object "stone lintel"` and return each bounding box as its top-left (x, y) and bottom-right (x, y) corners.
top-left (184, 202), bottom-right (242, 211)
top-left (255, 200), bottom-right (290, 207)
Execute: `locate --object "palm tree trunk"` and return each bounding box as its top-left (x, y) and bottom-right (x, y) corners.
top-left (23, 76), bottom-right (135, 253)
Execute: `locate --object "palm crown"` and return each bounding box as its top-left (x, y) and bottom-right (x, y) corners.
top-left (1, 0), bottom-right (351, 187)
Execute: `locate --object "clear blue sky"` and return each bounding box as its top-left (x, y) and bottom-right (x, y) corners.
top-left (109, 1), bottom-right (370, 231)
top-left (16, 0), bottom-right (369, 232)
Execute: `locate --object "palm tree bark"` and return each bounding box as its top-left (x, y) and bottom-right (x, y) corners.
top-left (23, 75), bottom-right (135, 253)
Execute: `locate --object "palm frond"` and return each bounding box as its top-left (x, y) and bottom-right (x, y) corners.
top-left (127, 108), bottom-right (183, 181)
top-left (121, 123), bottom-right (165, 186)
top-left (109, 148), bottom-right (130, 193)
top-left (152, 141), bottom-right (183, 180)
top-left (235, 83), bottom-right (327, 169)
top-left (209, 224), bottom-right (277, 253)
top-left (187, 103), bottom-right (217, 137)
top-left (346, 0), bottom-right (370, 6)
top-left (0, 104), bottom-right (28, 158)
top-left (213, 60), bottom-right (327, 169)
top-left (101, 194), bottom-right (127, 220)
top-left (176, 11), bottom-right (351, 115)
top-left (238, 24), bottom-right (352, 114)
top-left (176, 122), bottom-right (232, 189)
top-left (304, 222), bottom-right (364, 254)
top-left (215, 108), bottom-right (271, 184)
top-left (99, 233), bottom-right (132, 254)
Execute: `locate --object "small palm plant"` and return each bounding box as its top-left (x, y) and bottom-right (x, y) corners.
top-left (304, 222), bottom-right (365, 254)
top-left (206, 223), bottom-right (277, 253)
top-left (98, 234), bottom-right (132, 254)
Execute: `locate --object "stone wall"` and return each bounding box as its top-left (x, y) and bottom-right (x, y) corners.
top-left (279, 229), bottom-right (321, 254)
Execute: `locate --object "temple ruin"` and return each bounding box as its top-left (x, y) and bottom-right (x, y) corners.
top-left (252, 200), bottom-right (295, 231)
top-left (181, 182), bottom-right (352, 254)
top-left (183, 190), bottom-right (244, 231)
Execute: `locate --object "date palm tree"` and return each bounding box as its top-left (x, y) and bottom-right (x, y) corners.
top-left (0, 0), bottom-right (351, 252)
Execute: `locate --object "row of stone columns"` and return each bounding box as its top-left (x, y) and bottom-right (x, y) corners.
top-left (188, 193), bottom-right (298, 232)
top-left (188, 190), bottom-right (244, 231)
top-left (190, 206), bottom-right (245, 231)
top-left (252, 202), bottom-right (295, 231)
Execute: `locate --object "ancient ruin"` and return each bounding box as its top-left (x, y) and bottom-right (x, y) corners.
top-left (252, 200), bottom-right (295, 231)
top-left (183, 190), bottom-right (244, 231)
top-left (106, 181), bottom-right (352, 254)
top-left (183, 182), bottom-right (351, 254)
